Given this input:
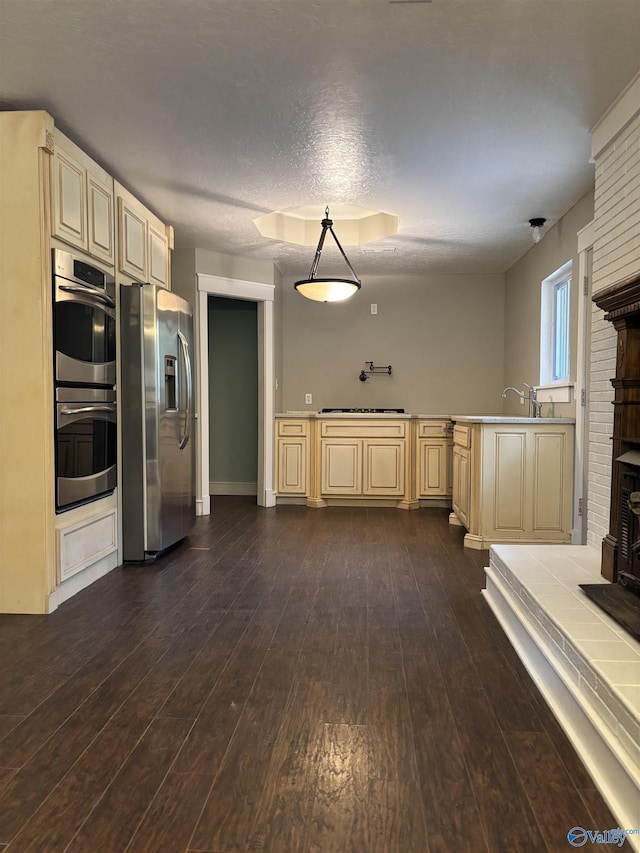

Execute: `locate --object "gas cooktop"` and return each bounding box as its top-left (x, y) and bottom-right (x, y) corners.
top-left (321, 408), bottom-right (405, 413)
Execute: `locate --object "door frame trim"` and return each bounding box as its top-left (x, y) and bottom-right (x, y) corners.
top-left (573, 219), bottom-right (596, 543)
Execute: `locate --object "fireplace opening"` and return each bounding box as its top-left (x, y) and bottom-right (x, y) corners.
top-left (580, 449), bottom-right (640, 642)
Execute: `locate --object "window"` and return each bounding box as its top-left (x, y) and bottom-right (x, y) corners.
top-left (540, 261), bottom-right (572, 386)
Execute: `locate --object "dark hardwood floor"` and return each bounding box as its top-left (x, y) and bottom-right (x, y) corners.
top-left (0, 498), bottom-right (616, 852)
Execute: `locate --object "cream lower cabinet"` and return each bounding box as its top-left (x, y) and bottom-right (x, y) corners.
top-left (321, 439), bottom-right (405, 496)
top-left (317, 419), bottom-right (410, 505)
top-left (417, 420), bottom-right (453, 500)
top-left (450, 420), bottom-right (574, 549)
top-left (321, 440), bottom-right (362, 494)
top-left (275, 419), bottom-right (309, 496)
top-left (451, 443), bottom-right (471, 528)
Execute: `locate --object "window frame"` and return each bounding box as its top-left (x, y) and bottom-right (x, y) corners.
top-left (540, 260), bottom-right (572, 387)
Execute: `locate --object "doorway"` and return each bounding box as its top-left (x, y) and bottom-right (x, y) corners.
top-left (196, 273), bottom-right (275, 513)
top-left (208, 297), bottom-right (258, 496)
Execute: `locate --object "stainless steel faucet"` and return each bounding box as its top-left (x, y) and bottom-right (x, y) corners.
top-left (502, 383), bottom-right (542, 417)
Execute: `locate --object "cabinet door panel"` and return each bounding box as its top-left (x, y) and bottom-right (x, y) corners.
top-left (533, 432), bottom-right (567, 531)
top-left (492, 432), bottom-right (526, 531)
top-left (321, 440), bottom-right (362, 494)
top-left (452, 445), bottom-right (470, 528)
top-left (53, 149), bottom-right (86, 250)
top-left (364, 441), bottom-right (404, 495)
top-left (277, 438), bottom-right (307, 494)
top-left (87, 176), bottom-right (114, 263)
top-left (118, 198), bottom-right (147, 280)
top-left (148, 222), bottom-right (169, 287)
top-left (419, 439), bottom-right (449, 496)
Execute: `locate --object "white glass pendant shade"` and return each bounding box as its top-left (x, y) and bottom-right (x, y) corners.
top-left (294, 277), bottom-right (361, 302)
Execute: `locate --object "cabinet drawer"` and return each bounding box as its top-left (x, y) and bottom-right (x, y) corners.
top-left (418, 421), bottom-right (450, 438)
top-left (57, 507), bottom-right (118, 582)
top-left (321, 419), bottom-right (406, 439)
top-left (277, 419), bottom-right (308, 437)
top-left (453, 424), bottom-right (472, 448)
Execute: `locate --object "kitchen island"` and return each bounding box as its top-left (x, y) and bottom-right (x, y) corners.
top-left (450, 416), bottom-right (575, 549)
top-left (275, 412), bottom-right (453, 510)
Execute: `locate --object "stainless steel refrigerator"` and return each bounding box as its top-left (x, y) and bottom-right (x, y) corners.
top-left (120, 283), bottom-right (196, 561)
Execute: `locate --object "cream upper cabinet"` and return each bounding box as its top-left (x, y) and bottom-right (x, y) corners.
top-left (148, 221), bottom-right (170, 287)
top-left (52, 129), bottom-right (114, 264)
top-left (450, 419), bottom-right (574, 549)
top-left (275, 419), bottom-right (309, 496)
top-left (115, 181), bottom-right (172, 287)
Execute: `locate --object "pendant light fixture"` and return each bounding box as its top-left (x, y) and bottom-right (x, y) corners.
top-left (294, 207), bottom-right (361, 302)
top-left (529, 217), bottom-right (547, 243)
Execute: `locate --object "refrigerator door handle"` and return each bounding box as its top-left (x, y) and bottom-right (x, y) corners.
top-left (177, 330), bottom-right (192, 450)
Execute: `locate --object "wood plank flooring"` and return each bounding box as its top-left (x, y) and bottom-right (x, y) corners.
top-left (0, 498), bottom-right (617, 852)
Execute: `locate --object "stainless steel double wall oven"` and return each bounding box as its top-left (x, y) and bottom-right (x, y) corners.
top-left (53, 249), bottom-right (117, 511)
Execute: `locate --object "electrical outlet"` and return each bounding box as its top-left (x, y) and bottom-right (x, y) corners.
top-left (305, 393), bottom-right (312, 405)
top-left (520, 396), bottom-right (525, 405)
top-left (371, 303), bottom-right (378, 315)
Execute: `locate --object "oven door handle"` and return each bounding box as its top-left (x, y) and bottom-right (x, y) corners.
top-left (59, 283), bottom-right (115, 308)
top-left (177, 330), bottom-right (192, 450)
top-left (60, 405), bottom-right (117, 415)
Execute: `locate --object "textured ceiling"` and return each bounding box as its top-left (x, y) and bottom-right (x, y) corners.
top-left (0, 0), bottom-right (639, 277)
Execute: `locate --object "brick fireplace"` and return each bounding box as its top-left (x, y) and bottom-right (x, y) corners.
top-left (592, 271), bottom-right (640, 585)
top-left (583, 272), bottom-right (640, 640)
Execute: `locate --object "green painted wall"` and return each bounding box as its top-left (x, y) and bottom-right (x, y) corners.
top-left (208, 297), bottom-right (258, 489)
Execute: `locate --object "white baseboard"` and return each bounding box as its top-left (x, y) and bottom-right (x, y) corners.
top-left (196, 494), bottom-right (211, 516)
top-left (209, 481), bottom-right (257, 496)
top-left (262, 488), bottom-right (276, 508)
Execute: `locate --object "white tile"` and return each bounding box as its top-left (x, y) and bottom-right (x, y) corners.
top-left (591, 659), bottom-right (640, 685)
top-left (565, 622), bottom-right (623, 642)
top-left (574, 638), bottom-right (640, 662)
top-left (614, 684), bottom-right (640, 716)
top-left (550, 607), bottom-right (604, 625)
top-left (535, 590), bottom-right (586, 606)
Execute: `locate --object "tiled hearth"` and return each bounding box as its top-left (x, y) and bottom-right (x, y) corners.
top-left (483, 544), bottom-right (640, 848)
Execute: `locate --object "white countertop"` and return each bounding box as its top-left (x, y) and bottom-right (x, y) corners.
top-left (277, 412), bottom-right (450, 419)
top-left (276, 412), bottom-right (575, 423)
top-left (452, 415), bottom-right (575, 424)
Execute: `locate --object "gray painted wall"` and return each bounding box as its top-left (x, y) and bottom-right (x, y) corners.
top-left (280, 272), bottom-right (506, 415)
top-left (208, 297), bottom-right (258, 487)
top-left (503, 190), bottom-right (594, 417)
